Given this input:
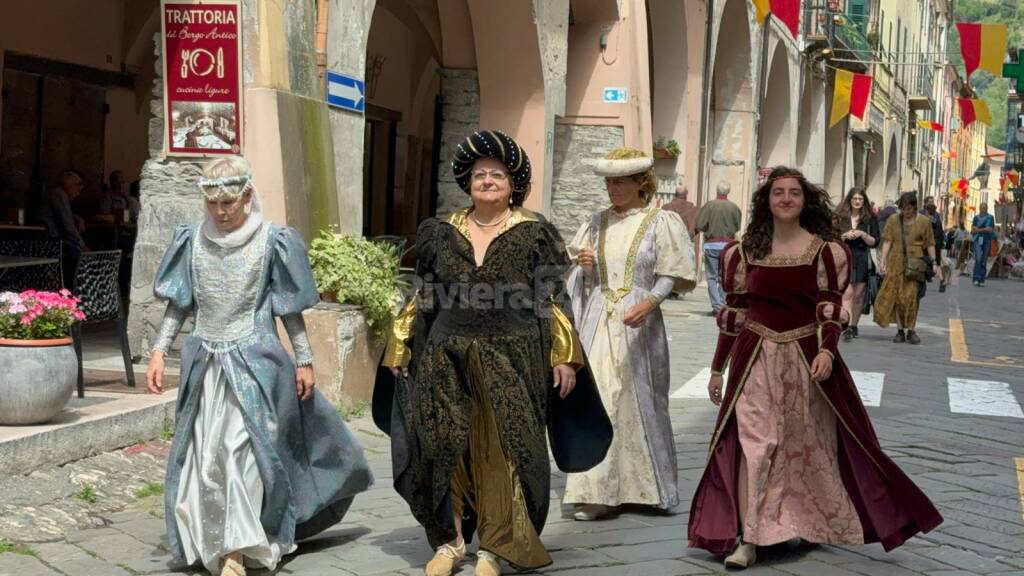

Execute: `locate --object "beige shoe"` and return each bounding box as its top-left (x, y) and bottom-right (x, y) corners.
top-left (220, 555), bottom-right (246, 576)
top-left (425, 539), bottom-right (466, 576)
top-left (724, 542), bottom-right (756, 569)
top-left (572, 504), bottom-right (609, 521)
top-left (474, 550), bottom-right (501, 576)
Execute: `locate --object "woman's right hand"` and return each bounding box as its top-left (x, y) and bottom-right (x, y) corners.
top-left (146, 351), bottom-right (165, 395)
top-left (388, 366), bottom-right (410, 378)
top-left (708, 373), bottom-right (724, 406)
top-left (577, 248), bottom-right (596, 269)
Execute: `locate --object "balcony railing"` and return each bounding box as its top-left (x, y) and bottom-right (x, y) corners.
top-left (803, 2), bottom-right (877, 72)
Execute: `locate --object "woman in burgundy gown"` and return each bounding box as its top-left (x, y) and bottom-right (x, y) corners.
top-left (688, 167), bottom-right (942, 569)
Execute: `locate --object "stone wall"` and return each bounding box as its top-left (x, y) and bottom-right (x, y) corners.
top-left (435, 69), bottom-right (481, 218)
top-left (549, 123), bottom-right (624, 240)
top-left (128, 37), bottom-right (205, 357)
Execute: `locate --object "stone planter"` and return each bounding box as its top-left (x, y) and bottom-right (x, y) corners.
top-left (277, 304), bottom-right (383, 410)
top-left (0, 337), bottom-right (77, 425)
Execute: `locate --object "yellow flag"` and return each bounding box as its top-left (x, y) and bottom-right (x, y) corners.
top-left (829, 69), bottom-right (853, 128)
top-left (974, 98), bottom-right (993, 126)
top-left (752, 0), bottom-right (770, 24)
top-left (979, 23), bottom-right (1008, 76)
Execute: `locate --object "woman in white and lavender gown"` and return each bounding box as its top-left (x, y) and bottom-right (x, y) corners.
top-left (563, 147), bottom-right (696, 520)
top-left (145, 155), bottom-right (373, 576)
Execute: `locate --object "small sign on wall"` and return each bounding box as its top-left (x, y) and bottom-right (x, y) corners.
top-left (161, 0), bottom-right (243, 157)
top-left (326, 71), bottom-right (366, 113)
top-left (603, 87), bottom-right (628, 104)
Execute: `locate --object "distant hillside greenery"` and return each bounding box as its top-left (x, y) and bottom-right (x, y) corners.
top-left (947, 0), bottom-right (1024, 148)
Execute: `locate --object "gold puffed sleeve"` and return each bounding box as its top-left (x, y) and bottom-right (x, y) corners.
top-left (550, 304), bottom-right (584, 369)
top-left (382, 297), bottom-right (417, 368)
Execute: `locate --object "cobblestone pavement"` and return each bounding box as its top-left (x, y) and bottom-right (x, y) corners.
top-left (2, 276), bottom-right (1023, 576)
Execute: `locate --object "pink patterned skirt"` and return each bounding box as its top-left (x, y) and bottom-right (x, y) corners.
top-left (735, 340), bottom-right (865, 546)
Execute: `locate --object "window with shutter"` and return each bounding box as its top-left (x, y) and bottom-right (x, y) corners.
top-left (847, 0), bottom-right (867, 34)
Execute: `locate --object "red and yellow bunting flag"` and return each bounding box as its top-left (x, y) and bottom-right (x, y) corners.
top-left (752, 0), bottom-right (801, 38)
top-left (958, 98), bottom-right (992, 127)
top-left (916, 120), bottom-right (944, 132)
top-left (1008, 170), bottom-right (1021, 188)
top-left (956, 23), bottom-right (1008, 78)
top-left (829, 69), bottom-right (873, 128)
top-left (1001, 176), bottom-right (1010, 193)
top-left (942, 149), bottom-right (959, 159)
top-left (950, 178), bottom-right (969, 199)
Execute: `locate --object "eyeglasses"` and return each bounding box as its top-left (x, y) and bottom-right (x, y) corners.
top-left (471, 170), bottom-right (509, 182)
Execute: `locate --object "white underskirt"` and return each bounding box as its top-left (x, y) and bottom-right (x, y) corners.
top-left (174, 360), bottom-right (295, 573)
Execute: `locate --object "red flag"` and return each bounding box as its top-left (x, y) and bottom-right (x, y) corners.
top-left (1009, 171), bottom-right (1021, 187)
top-left (850, 73), bottom-right (872, 120)
top-left (770, 0), bottom-right (801, 38)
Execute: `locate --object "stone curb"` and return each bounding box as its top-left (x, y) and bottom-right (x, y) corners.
top-left (0, 391), bottom-right (178, 476)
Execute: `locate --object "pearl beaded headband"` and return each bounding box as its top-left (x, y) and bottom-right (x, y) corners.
top-left (197, 174), bottom-right (252, 199)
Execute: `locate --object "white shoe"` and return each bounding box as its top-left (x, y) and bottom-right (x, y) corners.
top-left (572, 504), bottom-right (609, 521)
top-left (474, 550), bottom-right (501, 576)
top-left (724, 542), bottom-right (756, 569)
top-left (425, 539), bottom-right (466, 576)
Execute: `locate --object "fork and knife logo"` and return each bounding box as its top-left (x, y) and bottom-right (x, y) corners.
top-left (180, 48), bottom-right (225, 79)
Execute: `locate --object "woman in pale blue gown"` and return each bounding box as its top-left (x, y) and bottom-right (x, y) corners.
top-left (145, 156), bottom-right (373, 576)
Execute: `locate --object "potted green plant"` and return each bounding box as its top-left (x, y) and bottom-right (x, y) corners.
top-left (653, 136), bottom-right (681, 159)
top-left (308, 231), bottom-right (408, 346)
top-left (0, 290), bottom-right (84, 424)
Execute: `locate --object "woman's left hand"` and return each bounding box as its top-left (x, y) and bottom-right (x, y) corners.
top-left (553, 363), bottom-right (576, 399)
top-left (296, 365), bottom-right (316, 400)
top-left (623, 299), bottom-right (656, 327)
top-left (810, 352), bottom-right (833, 382)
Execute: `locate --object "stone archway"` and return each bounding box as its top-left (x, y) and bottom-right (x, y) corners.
top-left (647, 0), bottom-right (694, 196)
top-left (362, 0), bottom-right (443, 240)
top-left (709, 0), bottom-right (755, 215)
top-left (795, 69), bottom-right (814, 171)
top-left (759, 43), bottom-right (792, 169)
top-left (885, 134), bottom-right (899, 201)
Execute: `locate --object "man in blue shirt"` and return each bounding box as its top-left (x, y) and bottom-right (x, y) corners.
top-left (970, 203), bottom-right (996, 286)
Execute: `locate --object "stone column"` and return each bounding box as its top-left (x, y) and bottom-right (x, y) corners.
top-left (129, 0), bottom-right (341, 357)
top-left (435, 69), bottom-right (481, 218)
top-left (326, 0), bottom-right (375, 235)
top-left (127, 36), bottom-right (206, 358)
top-left (550, 125), bottom-right (625, 240)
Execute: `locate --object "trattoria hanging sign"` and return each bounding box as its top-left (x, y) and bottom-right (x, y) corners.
top-left (161, 0), bottom-right (243, 157)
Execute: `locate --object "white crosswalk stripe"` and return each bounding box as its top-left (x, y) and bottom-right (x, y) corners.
top-left (947, 378), bottom-right (1024, 419)
top-left (850, 371), bottom-right (884, 407)
top-left (670, 367), bottom-right (722, 399)
top-left (671, 368), bottom-right (885, 407)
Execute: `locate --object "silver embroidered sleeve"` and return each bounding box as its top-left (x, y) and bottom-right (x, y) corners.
top-left (152, 304), bottom-right (188, 354)
top-left (648, 275), bottom-right (676, 304)
top-left (282, 314), bottom-right (314, 366)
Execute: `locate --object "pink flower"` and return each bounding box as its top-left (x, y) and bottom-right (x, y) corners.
top-left (20, 314), bottom-right (34, 326)
top-left (74, 311), bottom-right (86, 320)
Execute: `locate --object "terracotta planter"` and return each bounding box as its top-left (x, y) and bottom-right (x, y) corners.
top-left (653, 148), bottom-right (678, 160)
top-left (0, 336), bottom-right (77, 425)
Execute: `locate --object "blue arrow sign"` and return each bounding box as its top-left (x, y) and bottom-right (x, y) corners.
top-left (603, 87), bottom-right (628, 104)
top-left (326, 70), bottom-right (365, 113)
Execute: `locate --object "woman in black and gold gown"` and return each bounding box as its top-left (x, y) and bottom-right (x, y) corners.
top-left (377, 130), bottom-right (611, 576)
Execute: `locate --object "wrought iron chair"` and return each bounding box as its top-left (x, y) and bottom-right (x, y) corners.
top-left (0, 238), bottom-right (62, 292)
top-left (72, 250), bottom-right (135, 398)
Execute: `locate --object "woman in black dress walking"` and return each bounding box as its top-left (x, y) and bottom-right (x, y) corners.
top-left (836, 187), bottom-right (879, 341)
